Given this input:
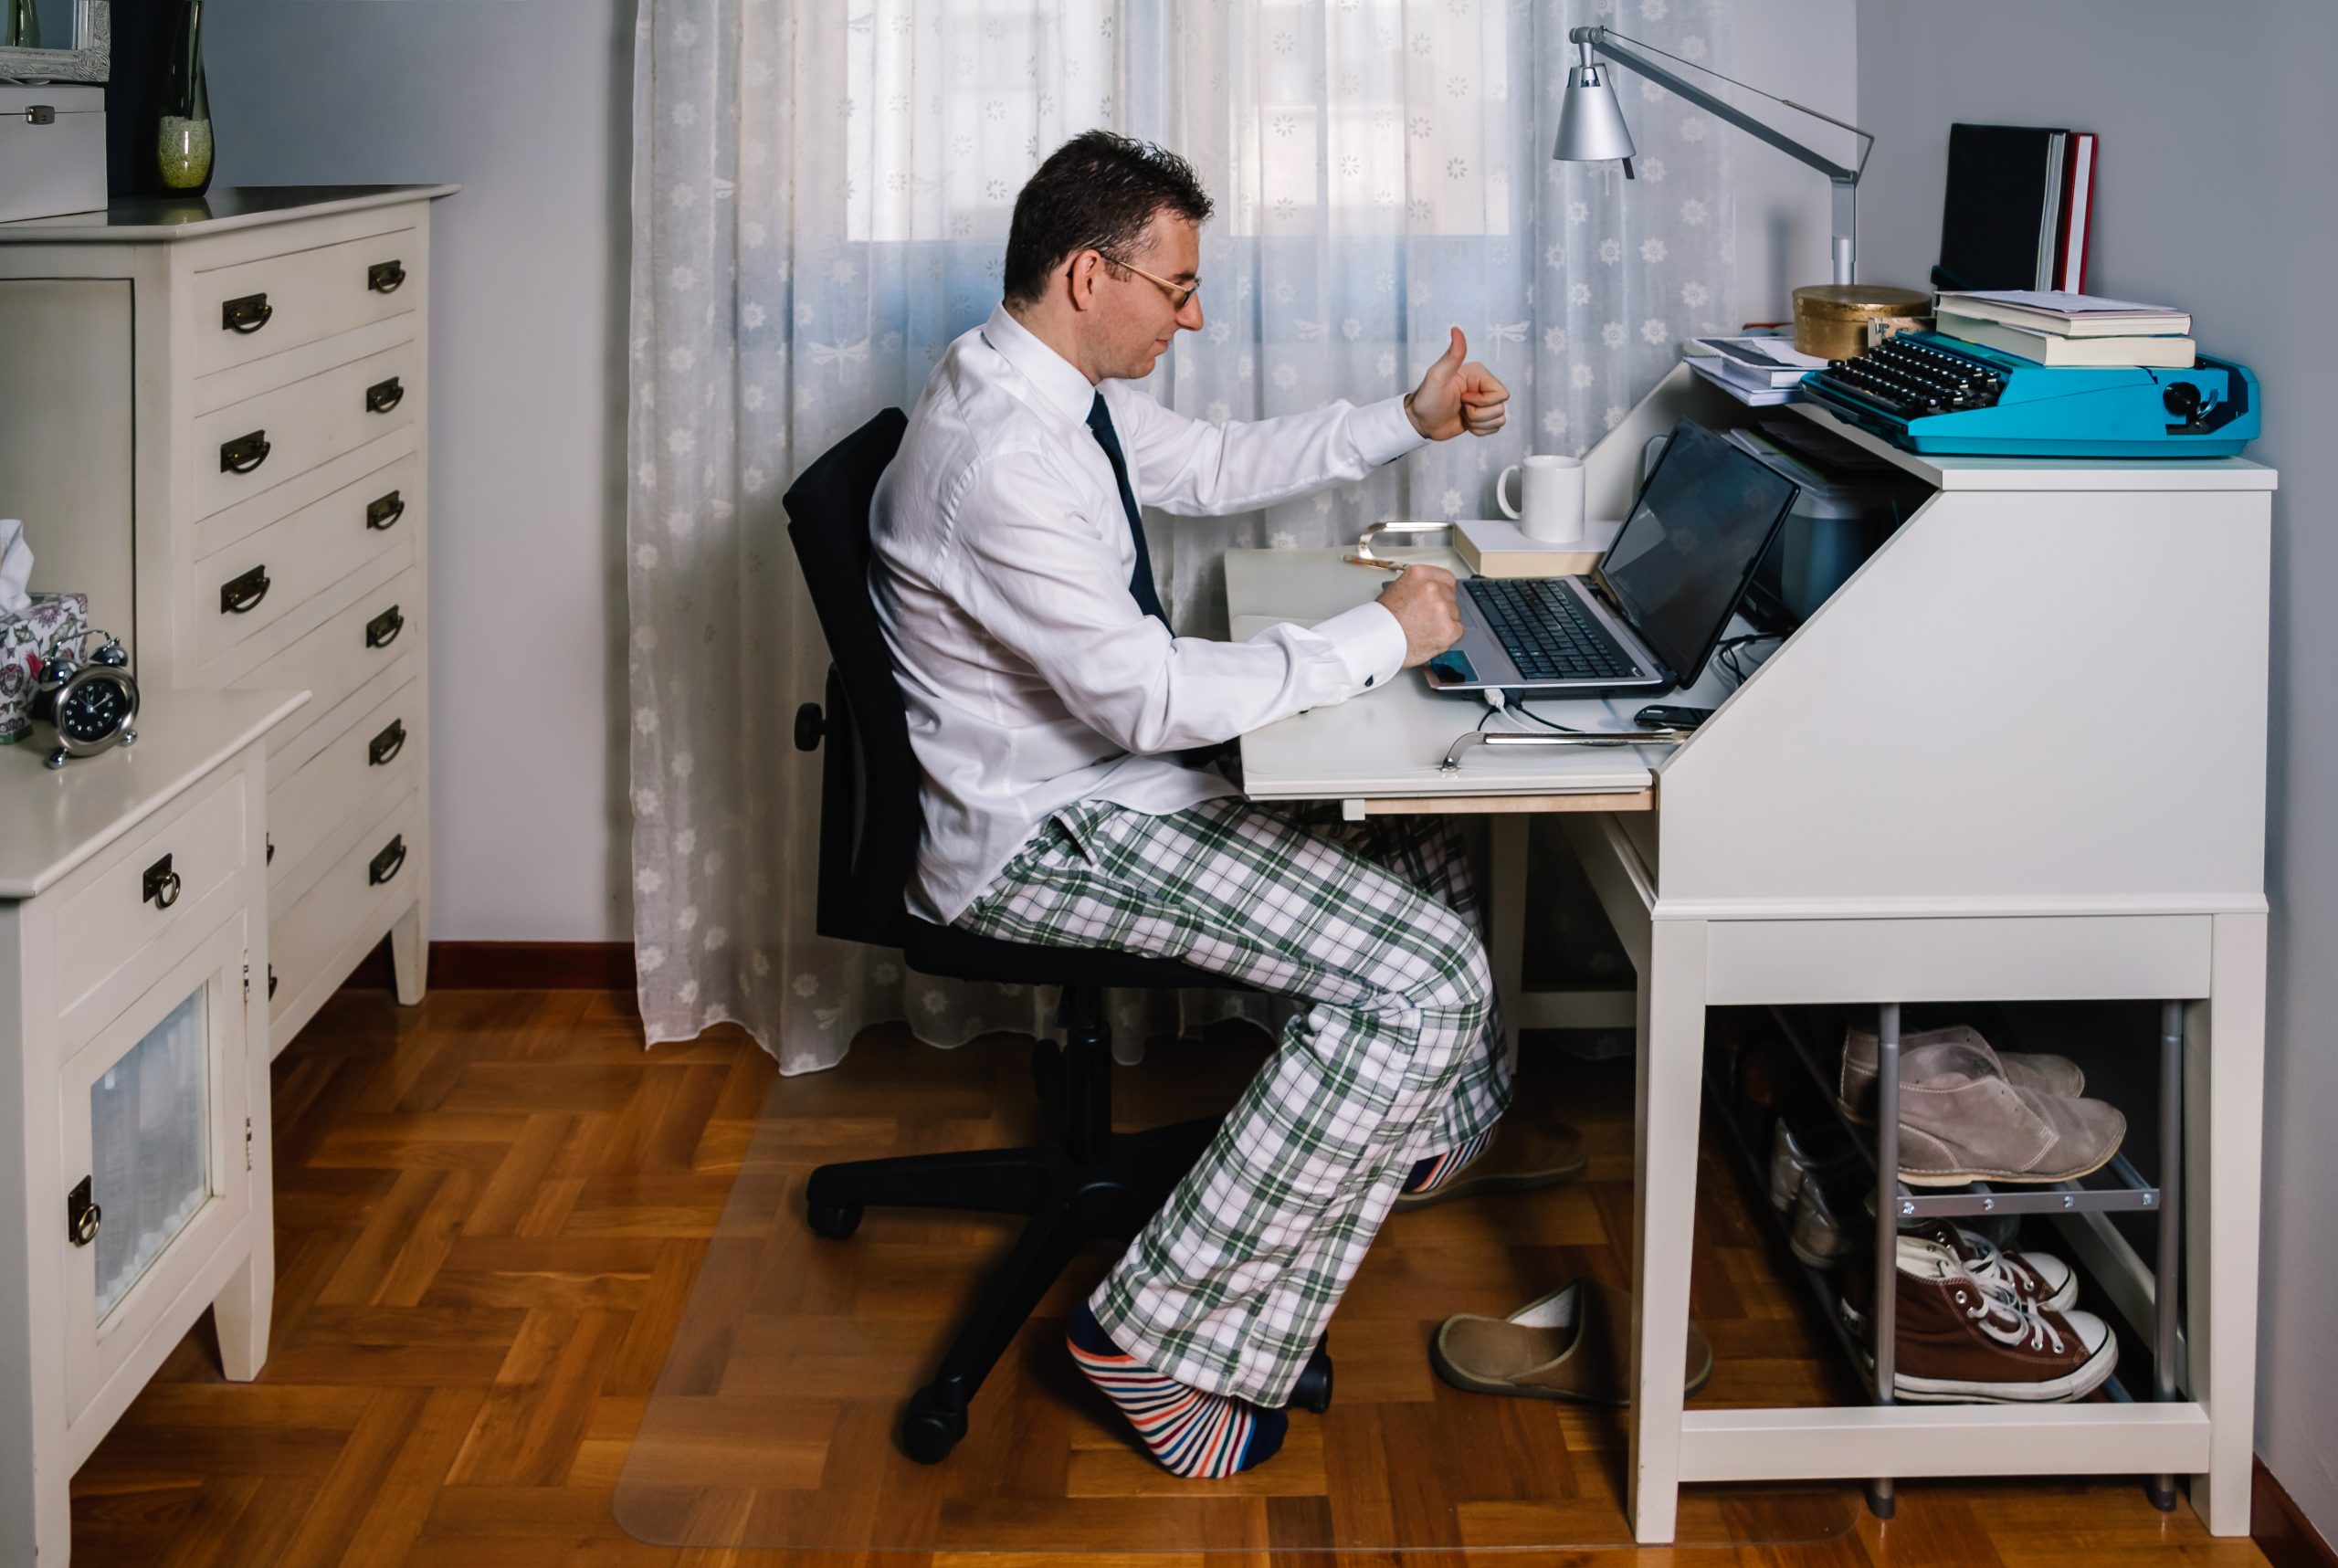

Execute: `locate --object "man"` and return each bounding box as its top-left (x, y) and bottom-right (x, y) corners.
top-left (870, 132), bottom-right (1522, 1479)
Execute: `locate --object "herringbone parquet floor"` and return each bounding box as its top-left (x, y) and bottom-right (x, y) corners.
top-left (66, 984), bottom-right (2271, 1567)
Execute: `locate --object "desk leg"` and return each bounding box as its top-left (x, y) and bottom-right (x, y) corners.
top-left (1489, 816), bottom-right (1529, 1063)
top-left (2187, 910), bottom-right (2266, 1535)
top-left (1628, 917), bottom-right (1707, 1545)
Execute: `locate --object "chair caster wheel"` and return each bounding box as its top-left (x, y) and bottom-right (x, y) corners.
top-left (900, 1386), bottom-right (968, 1464)
top-left (806, 1201), bottom-right (862, 1239)
top-left (1289, 1343), bottom-right (1333, 1413)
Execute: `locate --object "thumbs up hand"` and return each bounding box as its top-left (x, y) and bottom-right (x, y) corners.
top-left (1403, 326), bottom-right (1511, 441)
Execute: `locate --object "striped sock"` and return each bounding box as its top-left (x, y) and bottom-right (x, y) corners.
top-left (1067, 1303), bottom-right (1287, 1479)
top-left (1403, 1126), bottom-right (1495, 1196)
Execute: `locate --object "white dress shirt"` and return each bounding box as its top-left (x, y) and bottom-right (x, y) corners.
top-left (870, 303), bottom-right (1426, 924)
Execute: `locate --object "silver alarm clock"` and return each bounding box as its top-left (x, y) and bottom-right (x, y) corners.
top-left (29, 628), bottom-right (138, 769)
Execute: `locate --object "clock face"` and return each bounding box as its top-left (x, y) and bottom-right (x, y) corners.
top-left (58, 674), bottom-right (134, 744)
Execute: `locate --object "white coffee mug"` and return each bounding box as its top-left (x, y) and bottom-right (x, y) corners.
top-left (1496, 453), bottom-right (1586, 543)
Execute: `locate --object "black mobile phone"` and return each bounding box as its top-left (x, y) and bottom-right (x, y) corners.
top-left (1634, 703), bottom-right (1713, 731)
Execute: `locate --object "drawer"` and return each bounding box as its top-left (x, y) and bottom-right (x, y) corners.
top-left (194, 424), bottom-right (417, 560)
top-left (270, 789), bottom-right (418, 1031)
top-left (191, 338), bottom-right (417, 522)
top-left (188, 450), bottom-right (417, 668)
top-left (52, 765), bottom-right (248, 1023)
top-left (268, 677), bottom-right (419, 895)
top-left (243, 563), bottom-right (423, 758)
top-left (194, 225), bottom-right (422, 378)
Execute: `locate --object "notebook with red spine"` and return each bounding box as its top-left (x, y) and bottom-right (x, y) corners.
top-left (2056, 132), bottom-right (2096, 294)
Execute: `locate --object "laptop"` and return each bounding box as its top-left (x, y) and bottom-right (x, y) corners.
top-left (1423, 419), bottom-right (1802, 697)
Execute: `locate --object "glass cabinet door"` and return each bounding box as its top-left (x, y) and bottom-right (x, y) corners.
top-left (60, 913), bottom-right (250, 1424)
top-left (89, 986), bottom-right (213, 1323)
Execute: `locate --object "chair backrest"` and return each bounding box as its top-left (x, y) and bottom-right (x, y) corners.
top-left (783, 408), bottom-right (915, 950)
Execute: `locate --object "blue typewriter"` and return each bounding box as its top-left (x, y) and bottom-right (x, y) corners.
top-left (1801, 331), bottom-right (2260, 458)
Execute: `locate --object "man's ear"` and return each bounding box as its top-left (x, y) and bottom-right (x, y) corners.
top-left (1065, 249), bottom-right (1101, 313)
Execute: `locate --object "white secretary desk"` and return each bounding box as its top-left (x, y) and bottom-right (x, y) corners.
top-left (1228, 363), bottom-right (2273, 1542)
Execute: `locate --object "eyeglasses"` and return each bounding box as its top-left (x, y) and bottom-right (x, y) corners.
top-left (1096, 252), bottom-right (1202, 311)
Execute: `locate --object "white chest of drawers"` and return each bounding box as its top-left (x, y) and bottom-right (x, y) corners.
top-left (0, 186), bottom-right (456, 1049)
top-left (0, 687), bottom-right (306, 1568)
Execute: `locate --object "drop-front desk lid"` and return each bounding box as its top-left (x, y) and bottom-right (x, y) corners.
top-left (1225, 545), bottom-right (1724, 803)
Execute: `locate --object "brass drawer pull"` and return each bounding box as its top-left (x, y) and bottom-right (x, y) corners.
top-left (142, 853), bottom-right (182, 910)
top-left (369, 259), bottom-right (406, 294)
top-left (364, 605), bottom-right (405, 650)
top-left (220, 563), bottom-right (271, 615)
top-left (368, 718), bottom-right (407, 767)
top-left (369, 834), bottom-right (407, 887)
top-left (365, 376), bottom-right (405, 416)
top-left (220, 429), bottom-right (271, 475)
top-left (222, 291), bottom-right (274, 333)
top-left (365, 490), bottom-right (405, 531)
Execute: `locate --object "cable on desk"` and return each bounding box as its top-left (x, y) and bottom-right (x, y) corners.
top-left (1716, 632), bottom-right (1784, 687)
top-left (1509, 701), bottom-right (1585, 733)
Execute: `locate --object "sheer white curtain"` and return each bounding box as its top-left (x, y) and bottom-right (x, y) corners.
top-left (627, 0), bottom-right (1734, 1071)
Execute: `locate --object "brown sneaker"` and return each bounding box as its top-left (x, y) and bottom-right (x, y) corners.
top-left (1873, 1232), bottom-right (2116, 1403)
top-left (1897, 1071), bottom-right (2126, 1186)
top-left (1841, 1220), bottom-right (2078, 1331)
top-left (1838, 1024), bottom-right (2085, 1125)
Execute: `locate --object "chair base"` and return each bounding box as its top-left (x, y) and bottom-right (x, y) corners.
top-left (807, 1112), bottom-right (1220, 1458)
top-left (803, 997), bottom-right (1330, 1463)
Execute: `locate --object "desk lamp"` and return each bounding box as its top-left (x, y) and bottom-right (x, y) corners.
top-left (1553, 26), bottom-right (1872, 287)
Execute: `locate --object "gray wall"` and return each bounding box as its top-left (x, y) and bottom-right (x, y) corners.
top-left (1732, 0), bottom-right (1859, 322)
top-left (1857, 0), bottom-right (2337, 1542)
top-left (205, 0), bottom-right (638, 942)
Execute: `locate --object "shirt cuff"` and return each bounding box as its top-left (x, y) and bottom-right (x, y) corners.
top-left (1351, 394), bottom-right (1431, 468)
top-left (1311, 599), bottom-right (1409, 693)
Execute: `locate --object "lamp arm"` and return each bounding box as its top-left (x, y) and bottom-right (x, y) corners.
top-left (1574, 26), bottom-right (1869, 284)
top-left (1574, 26), bottom-right (1864, 184)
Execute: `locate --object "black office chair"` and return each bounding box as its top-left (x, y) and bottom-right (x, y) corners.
top-left (783, 409), bottom-right (1330, 1464)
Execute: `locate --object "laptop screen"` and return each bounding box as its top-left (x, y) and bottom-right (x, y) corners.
top-left (1591, 420), bottom-right (1801, 683)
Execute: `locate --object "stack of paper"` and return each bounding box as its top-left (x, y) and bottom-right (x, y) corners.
top-left (1684, 336), bottom-right (1828, 405)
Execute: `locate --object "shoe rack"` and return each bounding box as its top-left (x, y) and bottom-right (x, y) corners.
top-left (1704, 999), bottom-right (2185, 1521)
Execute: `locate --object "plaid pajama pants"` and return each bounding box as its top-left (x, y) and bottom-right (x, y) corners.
top-left (956, 795), bottom-right (1512, 1406)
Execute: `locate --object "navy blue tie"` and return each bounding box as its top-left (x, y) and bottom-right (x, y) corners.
top-left (1087, 392), bottom-right (1174, 633)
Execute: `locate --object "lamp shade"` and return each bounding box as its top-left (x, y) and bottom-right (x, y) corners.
top-left (1553, 63), bottom-right (1637, 163)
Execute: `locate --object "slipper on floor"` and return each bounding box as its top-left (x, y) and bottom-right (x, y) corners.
top-left (1430, 1279), bottom-right (1714, 1405)
top-left (1393, 1113), bottom-right (1588, 1212)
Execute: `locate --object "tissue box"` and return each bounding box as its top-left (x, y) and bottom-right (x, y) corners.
top-left (0, 593), bottom-right (89, 742)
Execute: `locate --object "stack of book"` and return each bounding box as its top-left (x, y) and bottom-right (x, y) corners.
top-left (1933, 290), bottom-right (2196, 369)
top-left (1683, 335), bottom-right (1831, 405)
top-left (1934, 123), bottom-right (2096, 294)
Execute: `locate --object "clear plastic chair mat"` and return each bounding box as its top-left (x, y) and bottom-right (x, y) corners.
top-left (612, 1028), bottom-right (1856, 1553)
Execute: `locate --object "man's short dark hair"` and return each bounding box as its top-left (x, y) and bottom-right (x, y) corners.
top-left (1002, 131), bottom-right (1214, 308)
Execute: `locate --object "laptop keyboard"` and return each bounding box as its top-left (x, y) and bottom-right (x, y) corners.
top-left (1463, 577), bottom-right (1643, 682)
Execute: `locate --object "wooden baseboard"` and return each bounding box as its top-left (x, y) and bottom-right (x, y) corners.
top-left (340, 939), bottom-right (637, 993)
top-left (2258, 1458), bottom-right (2338, 1568)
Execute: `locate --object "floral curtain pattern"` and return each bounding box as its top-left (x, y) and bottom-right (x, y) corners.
top-left (627, 0), bottom-right (1734, 1071)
